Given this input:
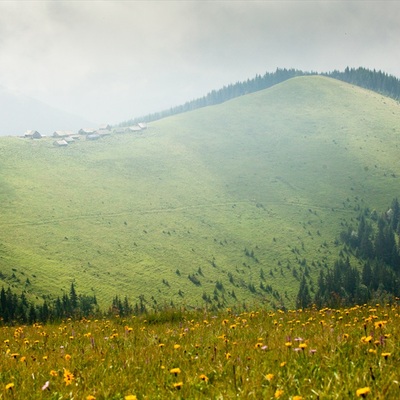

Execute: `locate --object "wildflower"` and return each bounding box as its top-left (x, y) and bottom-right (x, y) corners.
top-left (293, 396), bottom-right (303, 400)
top-left (41, 381), bottom-right (50, 391)
top-left (343, 333), bottom-right (349, 339)
top-left (382, 352), bottom-right (391, 360)
top-left (43, 356), bottom-right (48, 361)
top-left (265, 373), bottom-right (274, 381)
top-left (158, 343), bottom-right (165, 348)
top-left (199, 374), bottom-right (209, 382)
top-left (275, 389), bottom-right (284, 398)
top-left (225, 352), bottom-right (231, 359)
top-left (50, 370), bottom-right (58, 377)
top-left (368, 349), bottom-right (377, 354)
top-left (254, 342), bottom-right (263, 348)
top-left (63, 369), bottom-right (74, 386)
top-left (20, 356), bottom-right (26, 363)
top-left (173, 382), bottom-right (183, 390)
top-left (280, 361), bottom-right (287, 367)
top-left (173, 344), bottom-right (181, 350)
top-left (65, 354), bottom-right (71, 361)
top-left (299, 343), bottom-right (307, 350)
top-left (86, 396), bottom-right (96, 400)
top-left (170, 367), bottom-right (181, 376)
top-left (356, 387), bottom-right (371, 397)
top-left (5, 383), bottom-right (14, 390)
top-left (124, 396), bottom-right (137, 400)
top-left (285, 341), bottom-right (292, 348)
top-left (362, 336), bottom-right (373, 343)
top-left (374, 320), bottom-right (387, 329)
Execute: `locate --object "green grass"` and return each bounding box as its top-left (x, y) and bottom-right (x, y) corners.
top-left (0, 304), bottom-right (399, 398)
top-left (1, 76), bottom-right (400, 308)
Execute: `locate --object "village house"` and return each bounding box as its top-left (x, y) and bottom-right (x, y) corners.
top-left (25, 130), bottom-right (44, 139)
top-left (78, 128), bottom-right (97, 135)
top-left (52, 130), bottom-right (75, 138)
top-left (53, 139), bottom-right (68, 147)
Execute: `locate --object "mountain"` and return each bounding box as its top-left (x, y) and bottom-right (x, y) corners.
top-left (0, 86), bottom-right (94, 136)
top-left (1, 75), bottom-right (400, 310)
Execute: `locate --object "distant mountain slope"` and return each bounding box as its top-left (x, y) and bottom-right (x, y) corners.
top-left (1, 76), bottom-right (400, 310)
top-left (0, 86), bottom-right (94, 136)
top-left (122, 67), bottom-right (400, 126)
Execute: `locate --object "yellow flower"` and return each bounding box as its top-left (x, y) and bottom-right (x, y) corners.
top-left (86, 396), bottom-right (96, 400)
top-left (173, 344), bottom-right (181, 350)
top-left (124, 396), bottom-right (137, 400)
top-left (225, 352), bottom-right (231, 359)
top-left (374, 320), bottom-right (387, 329)
top-left (285, 341), bottom-right (292, 347)
top-left (382, 352), bottom-right (391, 359)
top-left (170, 367), bottom-right (181, 376)
top-left (173, 382), bottom-right (183, 390)
top-left (254, 342), bottom-right (263, 348)
top-left (293, 396), bottom-right (303, 400)
top-left (50, 370), bottom-right (58, 377)
top-left (199, 374), bottom-right (209, 382)
top-left (280, 361), bottom-right (287, 367)
top-left (63, 369), bottom-right (74, 386)
top-left (5, 383), bottom-right (14, 390)
top-left (356, 387), bottom-right (371, 397)
top-left (65, 354), bottom-right (71, 361)
top-left (275, 389), bottom-right (284, 398)
top-left (265, 373), bottom-right (274, 381)
top-left (299, 343), bottom-right (307, 349)
top-left (368, 349), bottom-right (377, 354)
top-left (362, 336), bottom-right (373, 343)
top-left (20, 356), bottom-right (26, 363)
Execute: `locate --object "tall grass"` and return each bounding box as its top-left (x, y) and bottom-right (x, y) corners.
top-left (0, 303), bottom-right (399, 399)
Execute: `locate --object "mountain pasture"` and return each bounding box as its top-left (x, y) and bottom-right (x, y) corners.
top-left (1, 76), bottom-right (400, 309)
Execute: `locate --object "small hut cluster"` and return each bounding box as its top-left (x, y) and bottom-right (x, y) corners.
top-left (22, 123), bottom-right (147, 147)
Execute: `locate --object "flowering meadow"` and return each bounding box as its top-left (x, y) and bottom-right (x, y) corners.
top-left (1, 303), bottom-right (399, 399)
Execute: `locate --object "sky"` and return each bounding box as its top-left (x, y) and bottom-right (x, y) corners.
top-left (0, 0), bottom-right (399, 125)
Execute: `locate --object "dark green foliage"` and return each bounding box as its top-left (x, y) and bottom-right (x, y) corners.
top-left (296, 275), bottom-right (312, 309)
top-left (314, 198), bottom-right (400, 308)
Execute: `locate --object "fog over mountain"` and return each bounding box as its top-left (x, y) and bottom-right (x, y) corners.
top-left (0, 86), bottom-right (94, 136)
top-left (0, 1), bottom-right (399, 126)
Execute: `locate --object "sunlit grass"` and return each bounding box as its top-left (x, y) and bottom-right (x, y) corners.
top-left (1, 303), bottom-right (399, 399)
top-left (1, 76), bottom-right (400, 309)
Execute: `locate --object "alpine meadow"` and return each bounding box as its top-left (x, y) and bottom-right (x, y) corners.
top-left (1, 75), bottom-right (400, 312)
top-left (3, 73), bottom-right (400, 399)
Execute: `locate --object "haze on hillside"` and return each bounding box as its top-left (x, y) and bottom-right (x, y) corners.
top-left (1, 76), bottom-right (400, 308)
top-left (0, 1), bottom-right (399, 134)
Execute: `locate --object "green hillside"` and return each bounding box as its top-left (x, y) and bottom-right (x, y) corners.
top-left (1, 75), bottom-right (400, 310)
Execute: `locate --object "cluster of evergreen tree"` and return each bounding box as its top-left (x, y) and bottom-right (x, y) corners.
top-left (326, 67), bottom-right (400, 101)
top-left (0, 283), bottom-right (152, 325)
top-left (121, 67), bottom-right (400, 127)
top-left (0, 283), bottom-right (98, 324)
top-left (297, 199), bottom-right (400, 309)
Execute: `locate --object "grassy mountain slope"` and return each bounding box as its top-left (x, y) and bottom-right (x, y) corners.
top-left (1, 76), bottom-right (400, 309)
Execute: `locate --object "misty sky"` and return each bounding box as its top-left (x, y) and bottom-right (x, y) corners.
top-left (0, 0), bottom-right (399, 125)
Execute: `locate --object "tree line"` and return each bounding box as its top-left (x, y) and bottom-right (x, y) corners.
top-left (297, 199), bottom-right (400, 309)
top-left (121, 67), bottom-right (400, 126)
top-left (0, 283), bottom-right (150, 325)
